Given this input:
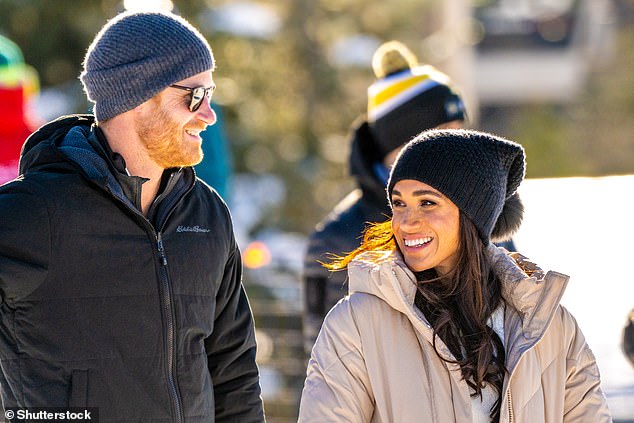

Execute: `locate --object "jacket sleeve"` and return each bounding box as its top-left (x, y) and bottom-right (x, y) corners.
top-left (298, 298), bottom-right (374, 422)
top-left (560, 306), bottom-right (612, 422)
top-left (204, 243), bottom-right (264, 422)
top-left (302, 231), bottom-right (350, 356)
top-left (0, 181), bottom-right (51, 304)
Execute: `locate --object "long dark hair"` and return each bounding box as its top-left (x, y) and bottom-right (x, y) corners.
top-left (326, 213), bottom-right (506, 422)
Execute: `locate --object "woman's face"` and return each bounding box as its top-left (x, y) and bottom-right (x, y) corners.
top-left (391, 179), bottom-right (460, 275)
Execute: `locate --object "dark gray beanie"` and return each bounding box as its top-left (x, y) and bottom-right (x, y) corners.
top-left (80, 11), bottom-right (214, 122)
top-left (387, 129), bottom-right (525, 244)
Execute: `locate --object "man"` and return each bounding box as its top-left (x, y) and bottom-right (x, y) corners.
top-left (0, 11), bottom-right (264, 422)
top-left (302, 41), bottom-right (468, 354)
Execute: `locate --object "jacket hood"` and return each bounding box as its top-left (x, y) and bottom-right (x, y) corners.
top-left (19, 114), bottom-right (95, 175)
top-left (18, 114), bottom-right (139, 210)
top-left (347, 245), bottom-right (570, 344)
top-left (348, 119), bottom-right (389, 206)
top-left (18, 114), bottom-right (195, 214)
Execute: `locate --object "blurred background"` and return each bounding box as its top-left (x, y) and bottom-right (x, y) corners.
top-left (1, 0), bottom-right (633, 421)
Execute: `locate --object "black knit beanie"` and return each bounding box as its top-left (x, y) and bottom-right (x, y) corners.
top-left (81, 11), bottom-right (214, 122)
top-left (367, 41), bottom-right (466, 160)
top-left (387, 129), bottom-right (525, 244)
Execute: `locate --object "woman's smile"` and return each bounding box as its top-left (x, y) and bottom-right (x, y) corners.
top-left (391, 179), bottom-right (460, 274)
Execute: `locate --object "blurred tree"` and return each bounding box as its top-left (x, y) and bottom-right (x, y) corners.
top-left (568, 23), bottom-right (634, 175)
top-left (0, 0), bottom-right (118, 86)
top-left (475, 1), bottom-right (634, 179)
top-left (10, 0), bottom-right (437, 235)
top-left (482, 21), bottom-right (634, 179)
top-left (1, 0), bottom-right (632, 238)
top-left (0, 0), bottom-right (437, 235)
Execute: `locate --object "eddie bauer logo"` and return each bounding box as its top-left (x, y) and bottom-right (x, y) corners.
top-left (176, 225), bottom-right (211, 233)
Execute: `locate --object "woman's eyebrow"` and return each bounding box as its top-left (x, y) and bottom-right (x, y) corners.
top-left (392, 189), bottom-right (443, 198)
top-left (412, 189), bottom-right (442, 197)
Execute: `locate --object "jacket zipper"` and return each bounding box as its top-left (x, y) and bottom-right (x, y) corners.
top-left (98, 171), bottom-right (193, 423)
top-left (157, 232), bottom-right (184, 423)
top-left (506, 387), bottom-right (514, 423)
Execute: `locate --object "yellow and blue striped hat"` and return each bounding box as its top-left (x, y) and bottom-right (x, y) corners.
top-left (367, 41), bottom-right (466, 159)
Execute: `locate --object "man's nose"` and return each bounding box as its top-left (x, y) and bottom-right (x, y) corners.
top-left (197, 101), bottom-right (217, 126)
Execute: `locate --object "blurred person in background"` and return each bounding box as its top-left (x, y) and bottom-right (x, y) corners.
top-left (0, 34), bottom-right (41, 185)
top-left (0, 11), bottom-right (264, 422)
top-left (194, 105), bottom-right (234, 203)
top-left (624, 308), bottom-right (634, 368)
top-left (302, 40), bottom-right (469, 354)
top-left (299, 129), bottom-right (611, 423)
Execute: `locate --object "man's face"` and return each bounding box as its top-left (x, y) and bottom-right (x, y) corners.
top-left (134, 71), bottom-right (216, 169)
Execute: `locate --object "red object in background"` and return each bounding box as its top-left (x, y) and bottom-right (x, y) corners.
top-left (0, 85), bottom-right (35, 183)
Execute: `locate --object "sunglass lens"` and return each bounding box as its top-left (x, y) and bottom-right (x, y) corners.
top-left (190, 87), bottom-right (206, 112)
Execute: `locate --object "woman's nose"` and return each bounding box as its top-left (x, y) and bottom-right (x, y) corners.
top-left (400, 210), bottom-right (423, 229)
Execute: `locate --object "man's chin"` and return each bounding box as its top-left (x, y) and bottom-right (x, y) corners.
top-left (189, 150), bottom-right (204, 167)
top-left (165, 150), bottom-right (203, 168)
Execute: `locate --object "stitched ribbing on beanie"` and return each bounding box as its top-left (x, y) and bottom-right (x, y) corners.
top-left (387, 129), bottom-right (525, 244)
top-left (367, 66), bottom-right (449, 122)
top-left (80, 11), bottom-right (214, 121)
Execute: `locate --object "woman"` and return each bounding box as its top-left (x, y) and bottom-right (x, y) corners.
top-left (299, 129), bottom-right (611, 422)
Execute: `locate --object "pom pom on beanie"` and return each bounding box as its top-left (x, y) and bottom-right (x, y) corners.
top-left (367, 41), bottom-right (466, 160)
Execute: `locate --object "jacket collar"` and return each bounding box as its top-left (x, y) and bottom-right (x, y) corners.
top-left (19, 114), bottom-right (195, 224)
top-left (348, 119), bottom-right (392, 210)
top-left (87, 125), bottom-right (151, 212)
top-left (86, 124), bottom-right (194, 227)
top-left (487, 245), bottom-right (569, 337)
top-left (488, 245), bottom-right (570, 372)
top-left (347, 245), bottom-right (569, 365)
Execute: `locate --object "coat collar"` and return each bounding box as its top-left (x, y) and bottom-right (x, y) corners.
top-left (347, 245), bottom-right (570, 364)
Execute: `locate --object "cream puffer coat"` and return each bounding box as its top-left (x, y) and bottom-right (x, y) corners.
top-left (299, 245), bottom-right (611, 422)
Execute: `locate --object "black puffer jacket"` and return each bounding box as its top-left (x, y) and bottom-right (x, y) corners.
top-left (0, 115), bottom-right (264, 422)
top-left (302, 120), bottom-right (390, 354)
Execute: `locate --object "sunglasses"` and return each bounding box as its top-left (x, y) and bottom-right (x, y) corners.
top-left (169, 84), bottom-right (216, 112)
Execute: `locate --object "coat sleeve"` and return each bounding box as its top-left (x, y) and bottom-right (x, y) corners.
top-left (302, 230), bottom-right (336, 357)
top-left (303, 229), bottom-right (333, 356)
top-left (560, 306), bottom-right (612, 422)
top-left (303, 273), bottom-right (328, 355)
top-left (302, 228), bottom-right (352, 357)
top-left (204, 243), bottom-right (264, 422)
top-left (0, 181), bottom-right (51, 304)
top-left (298, 297), bottom-right (375, 423)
